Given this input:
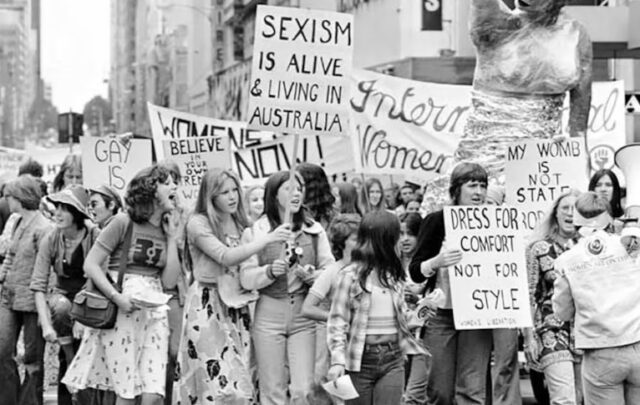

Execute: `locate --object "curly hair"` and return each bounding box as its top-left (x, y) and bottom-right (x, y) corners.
top-left (125, 164), bottom-right (174, 223)
top-left (297, 163), bottom-right (335, 225)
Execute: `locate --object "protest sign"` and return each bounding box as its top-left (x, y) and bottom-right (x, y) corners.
top-left (444, 205), bottom-right (532, 329)
top-left (348, 69), bottom-right (469, 182)
top-left (25, 141), bottom-right (71, 187)
top-left (247, 6), bottom-right (354, 136)
top-left (80, 137), bottom-right (152, 196)
top-left (162, 136), bottom-right (231, 202)
top-left (148, 103), bottom-right (355, 187)
top-left (0, 147), bottom-right (26, 182)
top-left (505, 138), bottom-right (588, 231)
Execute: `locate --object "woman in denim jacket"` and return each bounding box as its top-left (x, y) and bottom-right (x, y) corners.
top-left (240, 170), bottom-right (334, 405)
top-left (0, 175), bottom-right (51, 405)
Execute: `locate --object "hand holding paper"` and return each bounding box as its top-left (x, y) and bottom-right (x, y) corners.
top-left (322, 375), bottom-right (359, 401)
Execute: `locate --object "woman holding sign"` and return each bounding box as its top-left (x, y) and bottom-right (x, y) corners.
top-left (524, 190), bottom-right (582, 405)
top-left (240, 170), bottom-right (334, 405)
top-left (408, 162), bottom-right (493, 405)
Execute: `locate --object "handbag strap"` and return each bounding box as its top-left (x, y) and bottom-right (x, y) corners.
top-left (115, 219), bottom-right (134, 290)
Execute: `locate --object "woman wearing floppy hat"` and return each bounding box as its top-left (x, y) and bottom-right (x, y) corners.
top-left (30, 185), bottom-right (101, 405)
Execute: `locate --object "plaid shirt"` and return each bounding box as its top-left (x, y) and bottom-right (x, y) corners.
top-left (327, 264), bottom-right (428, 372)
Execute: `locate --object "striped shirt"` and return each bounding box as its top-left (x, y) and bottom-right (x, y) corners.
top-left (327, 264), bottom-right (428, 372)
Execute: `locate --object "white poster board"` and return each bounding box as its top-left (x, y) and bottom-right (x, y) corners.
top-left (505, 138), bottom-right (589, 230)
top-left (0, 147), bottom-right (26, 183)
top-left (24, 141), bottom-right (71, 187)
top-left (161, 136), bottom-right (231, 202)
top-left (80, 137), bottom-right (152, 196)
top-left (247, 5), bottom-right (354, 136)
top-left (444, 205), bottom-right (532, 329)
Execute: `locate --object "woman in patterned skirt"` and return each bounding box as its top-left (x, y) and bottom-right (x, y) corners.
top-left (173, 168), bottom-right (291, 404)
top-left (63, 164), bottom-right (183, 405)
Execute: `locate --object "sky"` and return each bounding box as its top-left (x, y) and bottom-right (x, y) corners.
top-left (41, 0), bottom-right (110, 112)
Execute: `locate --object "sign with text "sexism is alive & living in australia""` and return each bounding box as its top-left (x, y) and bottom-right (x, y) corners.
top-left (505, 138), bottom-right (588, 231)
top-left (247, 6), bottom-right (354, 136)
top-left (80, 136), bottom-right (152, 196)
top-left (444, 205), bottom-right (532, 329)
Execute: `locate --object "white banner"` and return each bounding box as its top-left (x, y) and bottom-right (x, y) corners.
top-left (147, 103), bottom-right (355, 188)
top-left (24, 141), bottom-right (71, 187)
top-left (247, 6), bottom-right (354, 136)
top-left (0, 147), bottom-right (26, 183)
top-left (444, 206), bottom-right (532, 329)
top-left (349, 69), bottom-right (469, 182)
top-left (80, 137), bottom-right (152, 197)
top-left (505, 139), bottom-right (589, 230)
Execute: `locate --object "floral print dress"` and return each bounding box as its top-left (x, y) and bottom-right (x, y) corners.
top-left (173, 235), bottom-right (256, 405)
top-left (526, 235), bottom-right (581, 371)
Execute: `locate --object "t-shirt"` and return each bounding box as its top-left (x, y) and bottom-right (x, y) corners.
top-left (96, 213), bottom-right (167, 276)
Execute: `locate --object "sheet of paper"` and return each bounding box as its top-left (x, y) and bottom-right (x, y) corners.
top-left (322, 375), bottom-right (359, 400)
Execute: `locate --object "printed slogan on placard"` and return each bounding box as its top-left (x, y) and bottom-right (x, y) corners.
top-left (247, 6), bottom-right (353, 136)
top-left (444, 205), bottom-right (532, 329)
top-left (505, 139), bottom-right (588, 231)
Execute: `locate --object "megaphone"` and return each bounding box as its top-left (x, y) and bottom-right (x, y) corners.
top-left (615, 143), bottom-right (640, 222)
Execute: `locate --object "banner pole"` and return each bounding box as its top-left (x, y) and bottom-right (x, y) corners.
top-left (284, 133), bottom-right (301, 225)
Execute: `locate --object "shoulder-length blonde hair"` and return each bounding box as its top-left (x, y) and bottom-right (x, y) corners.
top-left (193, 168), bottom-right (249, 240)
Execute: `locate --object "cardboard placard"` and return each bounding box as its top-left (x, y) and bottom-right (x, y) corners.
top-left (444, 205), bottom-right (532, 329)
top-left (247, 6), bottom-right (354, 136)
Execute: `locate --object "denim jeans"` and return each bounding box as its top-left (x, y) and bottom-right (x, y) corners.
top-left (403, 353), bottom-right (430, 405)
top-left (347, 342), bottom-right (405, 405)
top-left (253, 294), bottom-right (316, 405)
top-left (491, 328), bottom-right (522, 404)
top-left (0, 305), bottom-right (45, 405)
top-left (424, 309), bottom-right (492, 405)
top-left (582, 341), bottom-right (640, 405)
top-left (544, 360), bottom-right (577, 405)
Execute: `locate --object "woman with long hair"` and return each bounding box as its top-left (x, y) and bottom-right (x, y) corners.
top-left (240, 170), bottom-right (334, 404)
top-left (53, 154), bottom-right (83, 192)
top-left (0, 175), bottom-right (50, 405)
top-left (408, 162), bottom-right (493, 404)
top-left (332, 182), bottom-right (363, 216)
top-left (327, 211), bottom-right (426, 404)
top-left (173, 168), bottom-right (290, 404)
top-left (298, 163), bottom-right (335, 229)
top-left (523, 189), bottom-right (582, 405)
top-left (63, 164), bottom-right (182, 405)
top-left (588, 169), bottom-right (624, 230)
top-left (244, 185), bottom-right (265, 225)
top-left (359, 178), bottom-right (386, 214)
top-left (30, 186), bottom-right (100, 405)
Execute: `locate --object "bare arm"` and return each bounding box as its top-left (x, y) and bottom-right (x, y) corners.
top-left (569, 25), bottom-right (593, 137)
top-left (302, 293), bottom-right (329, 322)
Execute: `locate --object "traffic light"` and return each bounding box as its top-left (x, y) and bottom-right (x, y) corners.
top-left (58, 112), bottom-right (84, 143)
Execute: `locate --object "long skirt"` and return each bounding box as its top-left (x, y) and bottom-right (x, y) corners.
top-left (62, 274), bottom-right (170, 399)
top-left (173, 281), bottom-right (256, 405)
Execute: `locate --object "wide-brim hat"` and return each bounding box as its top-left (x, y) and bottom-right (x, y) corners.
top-left (47, 185), bottom-right (91, 219)
top-left (89, 184), bottom-right (123, 210)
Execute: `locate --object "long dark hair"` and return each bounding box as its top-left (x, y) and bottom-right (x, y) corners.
top-left (361, 177), bottom-right (387, 213)
top-left (263, 170), bottom-right (309, 231)
top-left (297, 163), bottom-right (335, 225)
top-left (588, 169), bottom-right (624, 218)
top-left (351, 211), bottom-right (404, 291)
top-left (335, 182), bottom-right (363, 216)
